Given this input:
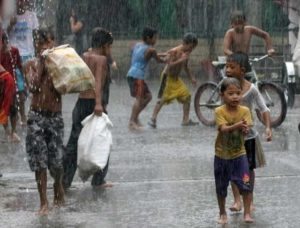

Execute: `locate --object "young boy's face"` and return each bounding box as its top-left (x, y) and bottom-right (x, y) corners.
top-left (231, 19), bottom-right (245, 33)
top-left (182, 43), bottom-right (196, 53)
top-left (147, 34), bottom-right (157, 46)
top-left (103, 43), bottom-right (112, 58)
top-left (222, 84), bottom-right (242, 108)
top-left (225, 60), bottom-right (244, 80)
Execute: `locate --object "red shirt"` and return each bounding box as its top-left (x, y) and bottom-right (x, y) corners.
top-left (1, 46), bottom-right (22, 77)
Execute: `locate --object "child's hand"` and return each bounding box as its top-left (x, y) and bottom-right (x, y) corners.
top-left (264, 127), bottom-right (272, 141)
top-left (94, 103), bottom-right (103, 116)
top-left (238, 119), bottom-right (249, 134)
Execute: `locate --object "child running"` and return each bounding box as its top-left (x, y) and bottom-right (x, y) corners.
top-left (225, 52), bottom-right (272, 212)
top-left (26, 28), bottom-right (64, 215)
top-left (148, 33), bottom-right (198, 128)
top-left (214, 77), bottom-right (253, 224)
top-left (127, 26), bottom-right (165, 130)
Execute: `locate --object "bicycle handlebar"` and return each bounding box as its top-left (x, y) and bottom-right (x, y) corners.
top-left (249, 54), bottom-right (269, 63)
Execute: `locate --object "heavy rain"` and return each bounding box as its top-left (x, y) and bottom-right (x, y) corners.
top-left (0, 0), bottom-right (300, 227)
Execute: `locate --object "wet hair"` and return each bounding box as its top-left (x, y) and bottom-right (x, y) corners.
top-left (33, 28), bottom-right (51, 45)
top-left (2, 32), bottom-right (8, 43)
top-left (230, 10), bottom-right (246, 23)
top-left (220, 77), bottom-right (241, 94)
top-left (142, 27), bottom-right (158, 41)
top-left (227, 52), bottom-right (251, 73)
top-left (91, 27), bottom-right (113, 48)
top-left (183, 33), bottom-right (198, 46)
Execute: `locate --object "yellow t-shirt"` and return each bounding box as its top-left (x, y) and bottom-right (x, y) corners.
top-left (215, 105), bottom-right (252, 160)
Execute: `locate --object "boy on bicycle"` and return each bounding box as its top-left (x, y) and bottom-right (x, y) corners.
top-left (223, 10), bottom-right (275, 56)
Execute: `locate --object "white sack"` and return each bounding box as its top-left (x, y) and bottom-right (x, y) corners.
top-left (77, 113), bottom-right (113, 182)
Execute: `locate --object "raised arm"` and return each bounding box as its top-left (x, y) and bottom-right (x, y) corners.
top-left (70, 17), bottom-right (83, 34)
top-left (144, 47), bottom-right (165, 63)
top-left (27, 58), bottom-right (45, 93)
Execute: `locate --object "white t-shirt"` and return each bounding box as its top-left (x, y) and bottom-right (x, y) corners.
top-left (9, 10), bottom-right (39, 57)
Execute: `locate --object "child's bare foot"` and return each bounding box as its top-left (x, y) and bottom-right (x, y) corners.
top-left (93, 182), bottom-right (113, 189)
top-left (53, 183), bottom-right (65, 207)
top-left (136, 119), bottom-right (143, 127)
top-left (229, 202), bottom-right (242, 212)
top-left (37, 203), bottom-right (49, 216)
top-left (129, 122), bottom-right (143, 131)
top-left (9, 133), bottom-right (21, 143)
top-left (244, 214), bottom-right (254, 223)
top-left (218, 214), bottom-right (228, 224)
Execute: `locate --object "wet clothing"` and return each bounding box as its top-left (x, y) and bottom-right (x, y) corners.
top-left (63, 99), bottom-right (109, 188)
top-left (1, 46), bottom-right (25, 93)
top-left (214, 155), bottom-right (251, 197)
top-left (127, 43), bottom-right (150, 79)
top-left (9, 10), bottom-right (39, 57)
top-left (215, 105), bottom-right (252, 160)
top-left (242, 84), bottom-right (269, 140)
top-left (158, 74), bottom-right (191, 104)
top-left (127, 77), bottom-right (151, 98)
top-left (26, 110), bottom-right (64, 174)
top-left (0, 71), bottom-right (15, 124)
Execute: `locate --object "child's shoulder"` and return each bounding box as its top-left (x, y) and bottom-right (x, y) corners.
top-left (239, 105), bottom-right (251, 114)
top-left (215, 105), bottom-right (226, 114)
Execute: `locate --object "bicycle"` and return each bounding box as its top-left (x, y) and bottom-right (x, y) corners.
top-left (194, 55), bottom-right (287, 128)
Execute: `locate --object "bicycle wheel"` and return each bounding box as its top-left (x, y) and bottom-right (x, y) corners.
top-left (194, 82), bottom-right (220, 126)
top-left (257, 82), bottom-right (287, 128)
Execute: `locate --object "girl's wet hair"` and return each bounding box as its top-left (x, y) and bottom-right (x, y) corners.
top-left (91, 27), bottom-right (113, 48)
top-left (183, 32), bottom-right (198, 46)
top-left (142, 27), bottom-right (158, 41)
top-left (220, 77), bottom-right (241, 93)
top-left (227, 52), bottom-right (251, 72)
top-left (230, 10), bottom-right (246, 23)
top-left (33, 27), bottom-right (54, 45)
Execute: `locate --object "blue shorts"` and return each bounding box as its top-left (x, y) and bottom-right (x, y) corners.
top-left (214, 155), bottom-right (251, 197)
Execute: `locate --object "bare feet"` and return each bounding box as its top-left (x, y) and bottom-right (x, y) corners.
top-left (244, 213), bottom-right (254, 223)
top-left (218, 214), bottom-right (228, 224)
top-left (9, 133), bottom-right (21, 143)
top-left (229, 202), bottom-right (242, 212)
top-left (93, 182), bottom-right (113, 189)
top-left (136, 119), bottom-right (143, 127)
top-left (53, 183), bottom-right (65, 208)
top-left (37, 203), bottom-right (49, 216)
top-left (129, 122), bottom-right (143, 131)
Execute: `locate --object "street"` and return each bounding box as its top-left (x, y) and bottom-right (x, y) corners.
top-left (1, 80), bottom-right (300, 228)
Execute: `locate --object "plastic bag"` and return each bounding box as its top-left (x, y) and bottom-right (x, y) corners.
top-left (42, 44), bottom-right (95, 94)
top-left (77, 113), bottom-right (113, 182)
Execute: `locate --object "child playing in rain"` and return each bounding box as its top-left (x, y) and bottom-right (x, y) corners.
top-left (225, 52), bottom-right (272, 212)
top-left (127, 26), bottom-right (166, 130)
top-left (1, 32), bottom-right (23, 142)
top-left (148, 33), bottom-right (198, 128)
top-left (214, 77), bottom-right (253, 224)
top-left (63, 27), bottom-right (113, 189)
top-left (26, 28), bottom-right (64, 215)
top-left (223, 10), bottom-right (275, 56)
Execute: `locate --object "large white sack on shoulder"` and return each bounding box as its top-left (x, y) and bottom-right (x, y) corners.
top-left (77, 113), bottom-right (113, 182)
top-left (42, 44), bottom-right (95, 94)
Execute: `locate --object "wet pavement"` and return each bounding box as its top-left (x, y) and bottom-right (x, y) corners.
top-left (1, 80), bottom-right (300, 228)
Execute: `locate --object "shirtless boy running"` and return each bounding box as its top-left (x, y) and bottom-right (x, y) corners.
top-left (148, 33), bottom-right (198, 128)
